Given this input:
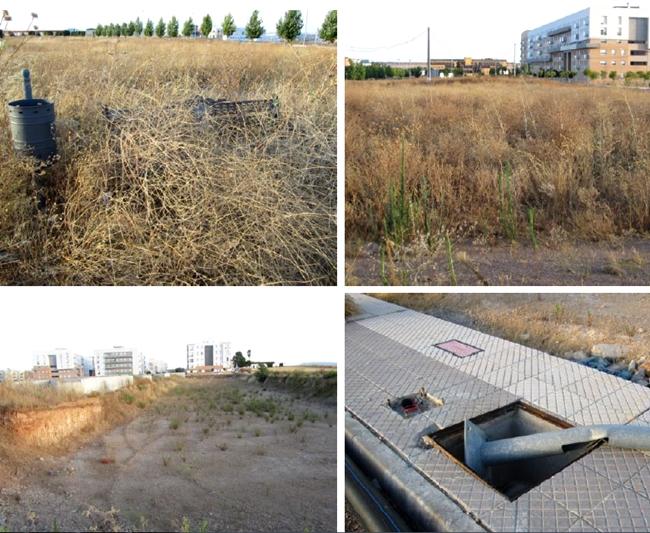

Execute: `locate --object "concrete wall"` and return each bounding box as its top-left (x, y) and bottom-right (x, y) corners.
top-left (55, 375), bottom-right (134, 394)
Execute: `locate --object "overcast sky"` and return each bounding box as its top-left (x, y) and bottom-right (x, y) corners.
top-left (0, 288), bottom-right (339, 370)
top-left (2, 1), bottom-right (331, 34)
top-left (342, 1), bottom-right (612, 62)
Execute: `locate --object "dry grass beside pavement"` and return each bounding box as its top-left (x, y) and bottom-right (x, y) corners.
top-left (346, 77), bottom-right (650, 250)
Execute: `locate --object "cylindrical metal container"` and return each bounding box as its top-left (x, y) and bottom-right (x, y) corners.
top-left (7, 98), bottom-right (57, 160)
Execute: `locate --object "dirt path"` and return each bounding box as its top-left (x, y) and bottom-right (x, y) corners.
top-left (0, 378), bottom-right (336, 532)
top-left (347, 237), bottom-right (650, 286)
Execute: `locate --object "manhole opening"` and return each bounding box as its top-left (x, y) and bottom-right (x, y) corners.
top-left (388, 389), bottom-right (443, 418)
top-left (434, 339), bottom-right (483, 358)
top-left (428, 401), bottom-right (603, 501)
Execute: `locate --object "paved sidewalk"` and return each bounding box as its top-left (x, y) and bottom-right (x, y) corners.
top-left (346, 294), bottom-right (650, 532)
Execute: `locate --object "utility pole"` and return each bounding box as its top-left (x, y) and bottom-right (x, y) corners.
top-left (427, 27), bottom-right (431, 81)
top-left (513, 42), bottom-right (517, 76)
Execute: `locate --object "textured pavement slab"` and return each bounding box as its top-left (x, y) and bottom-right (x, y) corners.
top-left (346, 295), bottom-right (650, 532)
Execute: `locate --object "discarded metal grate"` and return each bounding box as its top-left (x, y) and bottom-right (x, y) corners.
top-left (425, 401), bottom-right (602, 501)
top-left (434, 339), bottom-right (483, 358)
top-left (101, 95), bottom-right (279, 125)
top-left (388, 388), bottom-right (443, 418)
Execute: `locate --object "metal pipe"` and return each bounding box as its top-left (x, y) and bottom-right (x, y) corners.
top-left (347, 413), bottom-right (486, 532)
top-left (22, 68), bottom-right (32, 100)
top-left (345, 455), bottom-right (410, 532)
top-left (465, 420), bottom-right (650, 477)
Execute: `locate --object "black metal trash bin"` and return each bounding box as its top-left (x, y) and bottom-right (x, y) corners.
top-left (7, 97), bottom-right (57, 161)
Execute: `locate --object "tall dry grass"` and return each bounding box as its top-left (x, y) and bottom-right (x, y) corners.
top-left (0, 38), bottom-right (336, 285)
top-left (346, 78), bottom-right (650, 246)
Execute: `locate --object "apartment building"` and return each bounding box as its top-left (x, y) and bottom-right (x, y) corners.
top-left (93, 347), bottom-right (145, 377)
top-left (146, 358), bottom-right (168, 375)
top-left (521, 3), bottom-right (650, 75)
top-left (186, 341), bottom-right (233, 373)
top-left (0, 369), bottom-right (26, 383)
top-left (31, 349), bottom-right (92, 379)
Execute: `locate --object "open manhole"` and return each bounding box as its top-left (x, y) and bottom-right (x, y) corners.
top-left (433, 340), bottom-right (483, 358)
top-left (426, 401), bottom-right (603, 500)
top-left (388, 389), bottom-right (443, 418)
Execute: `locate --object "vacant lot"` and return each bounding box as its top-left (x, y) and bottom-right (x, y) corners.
top-left (0, 376), bottom-right (336, 532)
top-left (0, 37), bottom-right (336, 285)
top-left (346, 78), bottom-right (650, 285)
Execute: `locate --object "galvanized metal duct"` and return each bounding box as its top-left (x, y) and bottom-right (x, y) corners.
top-left (465, 420), bottom-right (650, 477)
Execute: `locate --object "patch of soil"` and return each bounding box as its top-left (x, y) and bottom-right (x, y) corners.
top-left (347, 237), bottom-right (650, 286)
top-left (0, 378), bottom-right (336, 532)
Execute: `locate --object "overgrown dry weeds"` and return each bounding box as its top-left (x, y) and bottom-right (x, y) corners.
top-left (346, 77), bottom-right (650, 246)
top-left (0, 38), bottom-right (336, 285)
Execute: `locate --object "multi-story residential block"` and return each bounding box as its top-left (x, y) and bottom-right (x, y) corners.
top-left (94, 347), bottom-right (145, 376)
top-left (146, 358), bottom-right (168, 375)
top-left (31, 349), bottom-right (92, 379)
top-left (522, 3), bottom-right (649, 75)
top-left (186, 341), bottom-right (233, 373)
top-left (0, 369), bottom-right (25, 383)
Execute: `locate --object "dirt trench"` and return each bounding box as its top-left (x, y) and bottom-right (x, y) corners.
top-left (0, 378), bottom-right (336, 532)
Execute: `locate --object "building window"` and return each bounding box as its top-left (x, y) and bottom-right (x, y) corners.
top-left (617, 27), bottom-right (623, 36)
top-left (601, 16), bottom-right (607, 24)
top-left (600, 60), bottom-right (608, 65)
top-left (621, 61), bottom-right (626, 65)
top-left (601, 28), bottom-right (608, 36)
top-left (618, 16), bottom-right (623, 25)
top-left (611, 61), bottom-right (616, 65)
top-left (621, 49), bottom-right (625, 55)
top-left (611, 49), bottom-right (616, 55)
top-left (601, 49), bottom-right (607, 55)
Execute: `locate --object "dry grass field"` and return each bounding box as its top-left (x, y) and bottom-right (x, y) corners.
top-left (0, 37), bottom-right (336, 285)
top-left (346, 78), bottom-right (650, 285)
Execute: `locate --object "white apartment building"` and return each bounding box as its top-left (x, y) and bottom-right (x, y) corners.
top-left (522, 3), bottom-right (649, 74)
top-left (186, 341), bottom-right (233, 372)
top-left (33, 349), bottom-right (93, 377)
top-left (146, 358), bottom-right (168, 375)
top-left (93, 347), bottom-right (145, 377)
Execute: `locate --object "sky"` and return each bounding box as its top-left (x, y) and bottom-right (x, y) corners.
top-left (0, 288), bottom-right (339, 370)
top-left (2, 0), bottom-right (331, 34)
top-left (343, 0), bottom-right (615, 62)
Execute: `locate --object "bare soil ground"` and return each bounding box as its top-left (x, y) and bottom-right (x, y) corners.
top-left (376, 293), bottom-right (650, 363)
top-left (0, 377), bottom-right (336, 532)
top-left (347, 237), bottom-right (650, 286)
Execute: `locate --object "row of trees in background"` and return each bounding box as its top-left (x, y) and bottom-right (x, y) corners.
top-left (95, 10), bottom-right (336, 42)
top-left (345, 62), bottom-right (502, 80)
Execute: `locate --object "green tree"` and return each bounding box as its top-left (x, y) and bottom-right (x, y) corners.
top-left (155, 18), bottom-right (165, 37)
top-left (107, 23), bottom-right (115, 36)
top-left (276, 10), bottom-right (303, 42)
top-left (609, 70), bottom-right (617, 80)
top-left (245, 10), bottom-right (265, 39)
top-left (96, 24), bottom-right (104, 36)
top-left (200, 14), bottom-right (212, 37)
top-left (233, 351), bottom-right (250, 368)
top-left (167, 16), bottom-right (179, 37)
top-left (121, 22), bottom-right (128, 36)
top-left (318, 10), bottom-right (336, 43)
top-left (182, 17), bottom-right (194, 37)
top-left (127, 20), bottom-right (135, 36)
top-left (114, 23), bottom-right (122, 37)
top-left (134, 17), bottom-right (143, 36)
top-left (144, 19), bottom-right (154, 37)
top-left (222, 13), bottom-right (236, 38)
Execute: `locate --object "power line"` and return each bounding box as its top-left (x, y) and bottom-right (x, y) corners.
top-left (347, 29), bottom-right (427, 52)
